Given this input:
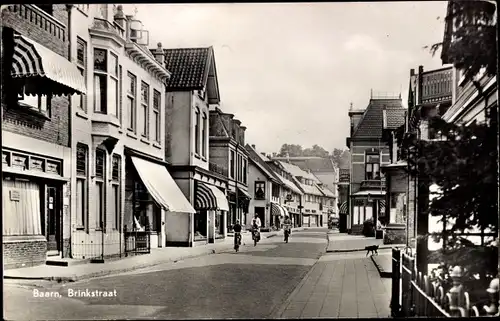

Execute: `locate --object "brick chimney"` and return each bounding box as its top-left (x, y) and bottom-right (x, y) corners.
top-left (153, 42), bottom-right (164, 65)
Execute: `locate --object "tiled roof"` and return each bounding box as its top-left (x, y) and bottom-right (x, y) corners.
top-left (277, 161), bottom-right (310, 179)
top-left (277, 174), bottom-right (303, 195)
top-left (352, 98), bottom-right (405, 139)
top-left (245, 144), bottom-right (281, 184)
top-left (163, 47), bottom-right (212, 90)
top-left (272, 157), bottom-right (336, 172)
top-left (316, 183), bottom-right (336, 197)
top-left (384, 108), bottom-right (406, 130)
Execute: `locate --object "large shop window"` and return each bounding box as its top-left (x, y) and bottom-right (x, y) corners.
top-left (76, 143), bottom-right (89, 229)
top-left (255, 181), bottom-right (266, 200)
top-left (76, 37), bottom-right (87, 112)
top-left (153, 90), bottom-right (161, 143)
top-left (140, 81), bottom-right (149, 137)
top-left (127, 72), bottom-right (137, 131)
top-left (111, 155), bottom-right (121, 230)
top-left (194, 210), bottom-right (207, 241)
top-left (365, 153), bottom-right (381, 180)
top-left (215, 212), bottom-right (224, 239)
top-left (3, 179), bottom-right (42, 235)
top-left (95, 149), bottom-right (106, 230)
top-left (93, 48), bottom-right (119, 116)
top-left (390, 192), bottom-right (406, 224)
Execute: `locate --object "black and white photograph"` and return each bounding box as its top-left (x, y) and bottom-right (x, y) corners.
top-left (2, 1), bottom-right (499, 319)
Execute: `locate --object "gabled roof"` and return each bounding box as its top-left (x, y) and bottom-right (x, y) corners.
top-left (163, 46), bottom-right (220, 102)
top-left (315, 183), bottom-right (336, 198)
top-left (245, 144), bottom-right (281, 184)
top-left (352, 98), bottom-right (405, 139)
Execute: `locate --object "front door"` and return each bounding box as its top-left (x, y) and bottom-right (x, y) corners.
top-left (254, 207), bottom-right (265, 228)
top-left (46, 186), bottom-right (60, 252)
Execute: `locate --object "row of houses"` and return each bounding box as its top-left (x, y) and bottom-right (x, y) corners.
top-left (343, 6), bottom-right (497, 253)
top-left (1, 4), bottom-right (338, 269)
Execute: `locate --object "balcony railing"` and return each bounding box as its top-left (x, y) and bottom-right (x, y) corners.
top-left (209, 162), bottom-right (227, 177)
top-left (4, 5), bottom-right (66, 42)
top-left (421, 68), bottom-right (453, 104)
top-left (271, 196), bottom-right (280, 203)
top-left (360, 179), bottom-right (386, 190)
top-left (90, 17), bottom-right (125, 39)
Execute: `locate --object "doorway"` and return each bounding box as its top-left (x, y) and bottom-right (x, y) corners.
top-left (46, 185), bottom-right (61, 253)
top-left (254, 206), bottom-right (265, 228)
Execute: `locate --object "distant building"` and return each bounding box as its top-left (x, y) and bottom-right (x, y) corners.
top-left (346, 95), bottom-right (405, 235)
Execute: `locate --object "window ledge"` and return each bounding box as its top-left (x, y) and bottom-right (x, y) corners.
top-left (17, 103), bottom-right (50, 120)
top-left (76, 110), bottom-right (89, 120)
top-left (201, 156), bottom-right (207, 162)
top-left (194, 154), bottom-right (201, 159)
top-left (126, 132), bottom-right (138, 140)
top-left (153, 142), bottom-right (161, 149)
top-left (140, 137), bottom-right (151, 145)
top-left (75, 226), bottom-right (85, 230)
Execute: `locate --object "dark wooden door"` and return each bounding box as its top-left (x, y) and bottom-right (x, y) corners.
top-left (46, 186), bottom-right (60, 252)
top-left (254, 207), bottom-right (265, 227)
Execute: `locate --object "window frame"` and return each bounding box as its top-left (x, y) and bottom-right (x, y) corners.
top-left (76, 143), bottom-right (89, 231)
top-left (153, 89), bottom-right (161, 143)
top-left (126, 72), bottom-right (137, 132)
top-left (93, 47), bottom-right (119, 116)
top-left (243, 158), bottom-right (247, 184)
top-left (254, 181), bottom-right (266, 200)
top-left (111, 154), bottom-right (121, 230)
top-left (140, 81), bottom-right (150, 138)
top-left (365, 152), bottom-right (381, 180)
top-left (95, 148), bottom-right (106, 231)
top-left (230, 150), bottom-right (235, 178)
top-left (76, 37), bottom-right (87, 112)
top-left (194, 108), bottom-right (200, 155)
top-left (17, 89), bottom-right (52, 117)
top-left (201, 112), bottom-right (207, 158)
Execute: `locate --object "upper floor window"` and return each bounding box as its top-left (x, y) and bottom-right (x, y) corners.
top-left (243, 159), bottom-right (247, 184)
top-left (140, 82), bottom-right (149, 137)
top-left (201, 113), bottom-right (207, 157)
top-left (153, 90), bottom-right (161, 143)
top-left (95, 148), bottom-right (106, 230)
top-left (76, 143), bottom-right (88, 229)
top-left (17, 88), bottom-right (51, 117)
top-left (94, 48), bottom-right (118, 117)
top-left (255, 181), bottom-right (265, 199)
top-left (365, 153), bottom-right (380, 180)
top-left (126, 72), bottom-right (137, 131)
top-left (230, 150), bottom-right (235, 178)
top-left (76, 37), bottom-right (87, 112)
top-left (194, 109), bottom-right (200, 155)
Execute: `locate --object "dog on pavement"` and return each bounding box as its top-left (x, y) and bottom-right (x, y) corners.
top-left (365, 245), bottom-right (379, 256)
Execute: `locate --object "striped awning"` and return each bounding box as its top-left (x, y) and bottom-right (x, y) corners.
top-left (379, 200), bottom-right (385, 214)
top-left (270, 202), bottom-right (285, 216)
top-left (11, 33), bottom-right (86, 96)
top-left (339, 201), bottom-right (348, 214)
top-left (195, 182), bottom-right (229, 211)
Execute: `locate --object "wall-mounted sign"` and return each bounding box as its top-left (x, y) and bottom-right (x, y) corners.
top-left (10, 190), bottom-right (20, 201)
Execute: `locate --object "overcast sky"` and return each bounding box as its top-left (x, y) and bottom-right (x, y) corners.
top-left (126, 2), bottom-right (449, 154)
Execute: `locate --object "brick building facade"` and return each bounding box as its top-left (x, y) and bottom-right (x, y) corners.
top-left (2, 4), bottom-right (85, 268)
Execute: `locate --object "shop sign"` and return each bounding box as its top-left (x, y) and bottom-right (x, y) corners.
top-left (10, 190), bottom-right (20, 201)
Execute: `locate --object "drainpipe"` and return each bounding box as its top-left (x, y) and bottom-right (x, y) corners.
top-left (64, 4), bottom-right (73, 260)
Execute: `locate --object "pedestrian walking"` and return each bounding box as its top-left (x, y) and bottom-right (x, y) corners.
top-left (251, 213), bottom-right (261, 246)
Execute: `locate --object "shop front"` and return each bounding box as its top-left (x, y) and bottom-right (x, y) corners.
top-left (194, 181), bottom-right (229, 243)
top-left (2, 147), bottom-right (70, 268)
top-left (350, 190), bottom-right (385, 235)
top-left (125, 151), bottom-right (196, 249)
top-left (228, 188), bottom-right (250, 229)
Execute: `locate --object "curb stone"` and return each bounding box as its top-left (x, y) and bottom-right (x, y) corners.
top-left (371, 255), bottom-right (392, 278)
top-left (4, 233), bottom-right (283, 283)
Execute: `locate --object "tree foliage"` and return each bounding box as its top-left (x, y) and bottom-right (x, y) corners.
top-left (426, 0), bottom-right (497, 83)
top-left (403, 113), bottom-right (498, 281)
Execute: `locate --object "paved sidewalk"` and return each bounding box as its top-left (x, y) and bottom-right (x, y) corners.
top-left (371, 250), bottom-right (393, 278)
top-left (4, 228), bottom-right (303, 282)
top-left (326, 231), bottom-right (404, 253)
top-left (275, 251), bottom-right (392, 318)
